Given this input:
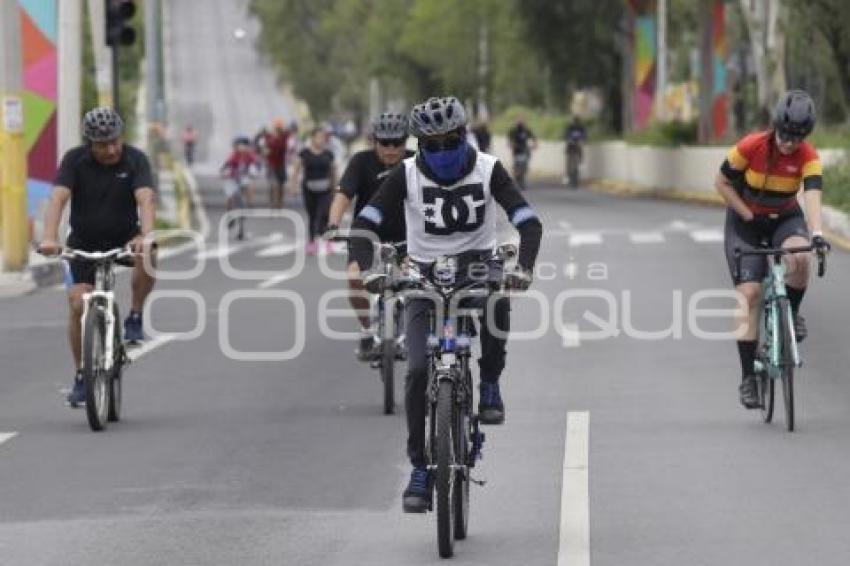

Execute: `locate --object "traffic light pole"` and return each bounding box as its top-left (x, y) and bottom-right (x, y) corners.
top-left (112, 44), bottom-right (120, 115)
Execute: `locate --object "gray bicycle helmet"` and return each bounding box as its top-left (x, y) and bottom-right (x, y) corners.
top-left (371, 112), bottom-right (408, 140)
top-left (772, 89), bottom-right (816, 139)
top-left (409, 96), bottom-right (467, 138)
top-left (83, 107), bottom-right (124, 142)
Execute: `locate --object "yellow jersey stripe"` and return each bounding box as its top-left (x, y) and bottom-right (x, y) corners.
top-left (744, 170), bottom-right (800, 193)
top-left (802, 159), bottom-right (823, 177)
top-left (727, 146), bottom-right (748, 170)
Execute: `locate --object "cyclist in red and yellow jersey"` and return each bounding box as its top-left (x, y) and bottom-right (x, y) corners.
top-left (715, 89), bottom-right (831, 409)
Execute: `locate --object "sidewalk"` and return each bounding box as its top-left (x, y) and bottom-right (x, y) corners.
top-left (0, 250), bottom-right (64, 298)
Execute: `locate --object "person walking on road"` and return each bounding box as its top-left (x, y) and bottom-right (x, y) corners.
top-left (38, 107), bottom-right (158, 406)
top-left (288, 127), bottom-right (337, 255)
top-left (256, 118), bottom-right (291, 209)
top-left (508, 116), bottom-right (537, 190)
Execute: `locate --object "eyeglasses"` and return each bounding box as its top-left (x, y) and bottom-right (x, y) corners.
top-left (421, 132), bottom-right (464, 152)
top-left (776, 130), bottom-right (804, 144)
top-left (377, 137), bottom-right (407, 148)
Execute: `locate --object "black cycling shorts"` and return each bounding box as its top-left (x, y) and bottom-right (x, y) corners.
top-left (268, 164), bottom-right (287, 185)
top-left (724, 207), bottom-right (809, 285)
top-left (63, 231), bottom-right (155, 289)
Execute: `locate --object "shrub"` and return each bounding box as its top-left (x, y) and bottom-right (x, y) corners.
top-left (823, 157), bottom-right (850, 213)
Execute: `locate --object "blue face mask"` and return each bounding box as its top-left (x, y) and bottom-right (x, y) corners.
top-left (421, 142), bottom-right (469, 185)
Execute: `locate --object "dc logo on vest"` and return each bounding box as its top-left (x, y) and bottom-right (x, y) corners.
top-left (421, 184), bottom-right (486, 235)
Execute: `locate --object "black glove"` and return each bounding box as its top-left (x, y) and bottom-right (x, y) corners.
top-left (503, 267), bottom-right (532, 291)
top-left (363, 272), bottom-right (389, 294)
top-left (812, 234), bottom-right (831, 253)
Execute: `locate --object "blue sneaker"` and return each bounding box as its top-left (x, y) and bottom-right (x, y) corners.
top-left (402, 467), bottom-right (431, 513)
top-left (479, 381), bottom-right (505, 425)
top-left (124, 311), bottom-right (144, 342)
top-left (67, 372), bottom-right (85, 408)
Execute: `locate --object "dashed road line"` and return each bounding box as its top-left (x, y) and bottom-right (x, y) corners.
top-left (0, 432), bottom-right (18, 447)
top-left (558, 411), bottom-right (590, 566)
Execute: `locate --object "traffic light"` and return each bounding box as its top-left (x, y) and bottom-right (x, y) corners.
top-left (105, 0), bottom-right (136, 47)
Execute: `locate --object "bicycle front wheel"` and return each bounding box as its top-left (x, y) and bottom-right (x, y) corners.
top-left (381, 338), bottom-right (395, 415)
top-left (83, 303), bottom-right (109, 431)
top-left (435, 380), bottom-right (455, 558)
top-left (108, 304), bottom-right (123, 422)
top-left (453, 400), bottom-right (470, 540)
top-left (778, 298), bottom-right (795, 431)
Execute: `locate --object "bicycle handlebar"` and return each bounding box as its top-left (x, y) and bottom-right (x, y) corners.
top-left (733, 245), bottom-right (828, 278)
top-left (56, 247), bottom-right (136, 262)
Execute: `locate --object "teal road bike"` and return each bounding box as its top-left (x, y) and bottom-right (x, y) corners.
top-left (735, 243), bottom-right (827, 431)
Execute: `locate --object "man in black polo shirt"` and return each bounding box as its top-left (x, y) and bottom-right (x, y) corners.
top-left (39, 107), bottom-right (157, 406)
top-left (325, 112), bottom-right (413, 360)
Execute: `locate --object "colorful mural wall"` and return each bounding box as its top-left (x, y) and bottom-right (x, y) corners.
top-left (710, 0), bottom-right (728, 140)
top-left (19, 0), bottom-right (57, 230)
top-left (630, 0), bottom-right (657, 130)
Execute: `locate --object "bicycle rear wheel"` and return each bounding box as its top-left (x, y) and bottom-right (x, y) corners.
top-left (778, 298), bottom-right (795, 431)
top-left (435, 380), bottom-right (455, 558)
top-left (83, 303), bottom-right (109, 431)
top-left (108, 304), bottom-right (123, 422)
top-left (381, 338), bottom-right (395, 415)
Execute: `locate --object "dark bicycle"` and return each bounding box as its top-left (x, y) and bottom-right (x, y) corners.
top-left (735, 243), bottom-right (827, 431)
top-left (333, 235), bottom-right (407, 414)
top-left (375, 244), bottom-right (516, 558)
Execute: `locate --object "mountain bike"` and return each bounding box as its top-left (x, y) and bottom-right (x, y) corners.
top-left (332, 235), bottom-right (407, 414)
top-left (383, 244), bottom-right (516, 558)
top-left (370, 242), bottom-right (407, 415)
top-left (735, 243), bottom-right (827, 431)
top-left (62, 248), bottom-right (135, 432)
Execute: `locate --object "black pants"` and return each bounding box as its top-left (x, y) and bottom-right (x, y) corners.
top-left (404, 295), bottom-right (511, 467)
top-left (302, 189), bottom-right (331, 240)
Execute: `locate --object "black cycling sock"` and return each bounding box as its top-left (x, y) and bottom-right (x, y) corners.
top-left (737, 340), bottom-right (757, 378)
top-left (787, 286), bottom-right (806, 315)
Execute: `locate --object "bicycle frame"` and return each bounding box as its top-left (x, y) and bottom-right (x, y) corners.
top-left (80, 261), bottom-right (119, 372)
top-left (754, 256), bottom-right (801, 378)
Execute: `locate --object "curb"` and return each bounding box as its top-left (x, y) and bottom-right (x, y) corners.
top-left (586, 178), bottom-right (850, 251)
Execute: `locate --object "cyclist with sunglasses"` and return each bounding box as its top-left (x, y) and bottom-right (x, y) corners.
top-left (715, 89), bottom-right (831, 409)
top-left (326, 112), bottom-right (414, 360)
top-left (349, 96), bottom-right (543, 512)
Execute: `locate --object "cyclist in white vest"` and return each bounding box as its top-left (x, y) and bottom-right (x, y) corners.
top-left (349, 96), bottom-right (543, 513)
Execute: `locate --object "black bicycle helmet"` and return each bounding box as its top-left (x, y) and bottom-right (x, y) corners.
top-left (409, 96), bottom-right (467, 138)
top-left (82, 107), bottom-right (124, 142)
top-left (772, 89), bottom-right (816, 139)
top-left (371, 112), bottom-right (408, 140)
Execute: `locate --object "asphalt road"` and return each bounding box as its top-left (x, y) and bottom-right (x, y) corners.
top-left (2, 0), bottom-right (850, 563)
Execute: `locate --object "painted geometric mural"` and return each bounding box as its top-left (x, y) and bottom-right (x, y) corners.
top-left (19, 0), bottom-right (57, 222)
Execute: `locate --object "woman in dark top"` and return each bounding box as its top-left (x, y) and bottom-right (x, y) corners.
top-left (288, 127), bottom-right (337, 255)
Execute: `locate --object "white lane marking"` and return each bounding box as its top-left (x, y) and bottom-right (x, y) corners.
top-left (568, 232), bottom-right (603, 247)
top-left (0, 432), bottom-right (18, 447)
top-left (256, 273), bottom-right (296, 289)
top-left (561, 324), bottom-right (581, 348)
top-left (558, 411), bottom-right (590, 566)
top-left (126, 334), bottom-right (177, 362)
top-left (628, 231), bottom-right (665, 244)
top-left (690, 229), bottom-right (724, 243)
top-left (256, 242), bottom-right (298, 257)
top-left (195, 232), bottom-right (284, 260)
